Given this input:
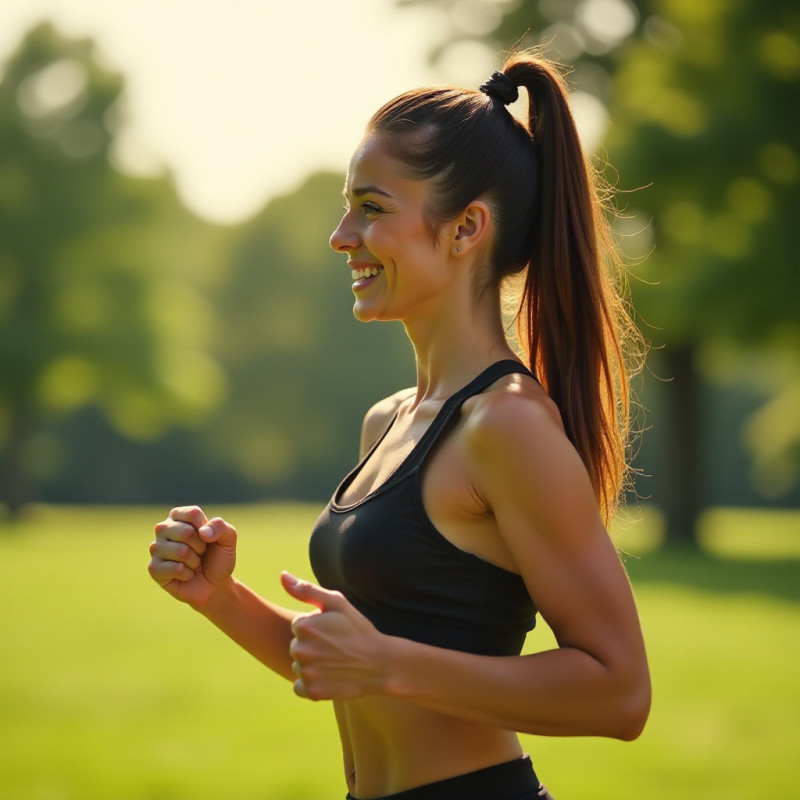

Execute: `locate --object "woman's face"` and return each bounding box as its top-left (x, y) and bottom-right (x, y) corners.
top-left (330, 134), bottom-right (456, 323)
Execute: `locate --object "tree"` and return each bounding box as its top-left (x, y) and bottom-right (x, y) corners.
top-left (201, 172), bottom-right (415, 500)
top-left (0, 24), bottom-right (225, 514)
top-left (399, 0), bottom-right (800, 543)
top-left (398, 0), bottom-right (649, 103)
top-left (604, 0), bottom-right (800, 542)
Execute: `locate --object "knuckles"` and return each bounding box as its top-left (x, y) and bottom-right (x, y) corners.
top-left (292, 615), bottom-right (311, 635)
top-left (171, 561), bottom-right (194, 580)
top-left (169, 505), bottom-right (207, 527)
top-left (302, 683), bottom-right (326, 702)
top-left (294, 666), bottom-right (325, 700)
top-left (291, 612), bottom-right (323, 640)
top-left (290, 638), bottom-right (315, 663)
top-left (209, 517), bottom-right (237, 538)
top-left (174, 523), bottom-right (197, 543)
top-left (171, 504), bottom-right (202, 516)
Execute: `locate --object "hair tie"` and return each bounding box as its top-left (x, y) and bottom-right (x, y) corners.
top-left (479, 70), bottom-right (519, 106)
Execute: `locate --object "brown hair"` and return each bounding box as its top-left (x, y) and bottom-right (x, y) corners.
top-left (367, 52), bottom-right (641, 520)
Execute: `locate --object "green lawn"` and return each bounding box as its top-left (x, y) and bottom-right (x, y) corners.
top-left (0, 504), bottom-right (797, 799)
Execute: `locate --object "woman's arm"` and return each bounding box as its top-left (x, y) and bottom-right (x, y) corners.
top-left (387, 388), bottom-right (650, 738)
top-left (197, 575), bottom-right (298, 683)
top-left (147, 387), bottom-right (412, 684)
top-left (284, 390), bottom-right (651, 739)
top-left (148, 506), bottom-right (298, 682)
top-left (380, 519), bottom-right (650, 739)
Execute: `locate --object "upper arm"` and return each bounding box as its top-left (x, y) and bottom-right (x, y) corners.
top-left (359, 387), bottom-right (415, 458)
top-left (466, 393), bottom-right (648, 679)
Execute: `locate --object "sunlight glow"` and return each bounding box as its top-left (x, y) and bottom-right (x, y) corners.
top-left (2, 0), bottom-right (444, 224)
top-left (576, 0), bottom-right (638, 47)
top-left (17, 59), bottom-right (87, 118)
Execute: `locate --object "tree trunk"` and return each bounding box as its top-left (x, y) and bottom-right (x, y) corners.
top-left (660, 344), bottom-right (703, 546)
top-left (0, 409), bottom-right (33, 519)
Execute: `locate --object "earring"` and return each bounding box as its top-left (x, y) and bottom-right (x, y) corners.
top-left (455, 247), bottom-right (460, 254)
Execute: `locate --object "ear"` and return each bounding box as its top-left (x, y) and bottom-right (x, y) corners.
top-left (450, 200), bottom-right (492, 257)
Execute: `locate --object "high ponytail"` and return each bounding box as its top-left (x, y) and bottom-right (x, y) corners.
top-left (503, 54), bottom-right (639, 520)
top-left (504, 55), bottom-right (636, 518)
top-left (368, 52), bottom-right (642, 521)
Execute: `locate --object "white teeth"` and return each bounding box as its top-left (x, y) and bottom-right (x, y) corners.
top-left (351, 267), bottom-right (383, 280)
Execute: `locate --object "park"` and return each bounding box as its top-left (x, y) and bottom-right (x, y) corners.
top-left (1, 1), bottom-right (798, 798)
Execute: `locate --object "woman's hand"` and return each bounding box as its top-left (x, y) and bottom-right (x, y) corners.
top-left (281, 572), bottom-right (390, 701)
top-left (148, 506), bottom-right (237, 610)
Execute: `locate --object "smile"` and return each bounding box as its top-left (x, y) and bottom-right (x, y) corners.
top-left (351, 265), bottom-right (384, 281)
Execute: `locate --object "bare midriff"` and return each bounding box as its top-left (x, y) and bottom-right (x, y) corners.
top-left (335, 694), bottom-right (523, 798)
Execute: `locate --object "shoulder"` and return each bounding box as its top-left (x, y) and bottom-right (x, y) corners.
top-left (359, 387), bottom-right (416, 457)
top-left (463, 372), bottom-right (564, 452)
top-left (462, 374), bottom-right (598, 528)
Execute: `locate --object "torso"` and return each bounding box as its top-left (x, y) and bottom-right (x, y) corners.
top-left (338, 377), bottom-right (530, 573)
top-left (326, 367), bottom-right (547, 797)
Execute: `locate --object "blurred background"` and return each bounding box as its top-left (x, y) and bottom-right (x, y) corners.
top-left (1, 0), bottom-right (798, 532)
top-left (0, 1), bottom-right (798, 798)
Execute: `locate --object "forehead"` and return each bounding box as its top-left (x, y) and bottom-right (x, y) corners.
top-left (343, 134), bottom-right (417, 195)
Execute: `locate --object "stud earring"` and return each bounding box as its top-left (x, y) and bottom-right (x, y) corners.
top-left (455, 247), bottom-right (460, 254)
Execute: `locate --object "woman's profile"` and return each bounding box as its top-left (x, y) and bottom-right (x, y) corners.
top-left (148, 50), bottom-right (650, 800)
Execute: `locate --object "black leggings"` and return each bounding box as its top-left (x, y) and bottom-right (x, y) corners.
top-left (345, 755), bottom-right (554, 800)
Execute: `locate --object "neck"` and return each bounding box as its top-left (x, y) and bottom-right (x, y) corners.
top-left (403, 280), bottom-right (518, 406)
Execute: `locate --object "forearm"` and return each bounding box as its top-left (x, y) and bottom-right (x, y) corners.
top-left (384, 639), bottom-right (650, 740)
top-left (195, 578), bottom-right (297, 682)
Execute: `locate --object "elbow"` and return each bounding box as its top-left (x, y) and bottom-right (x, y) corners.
top-left (610, 676), bottom-right (651, 741)
top-left (613, 702), bottom-right (649, 741)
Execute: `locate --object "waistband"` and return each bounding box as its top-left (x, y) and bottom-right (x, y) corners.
top-left (346, 754), bottom-right (542, 800)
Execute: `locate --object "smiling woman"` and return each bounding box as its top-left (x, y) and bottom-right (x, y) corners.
top-left (333, 137), bottom-right (465, 324)
top-left (149, 49), bottom-right (649, 800)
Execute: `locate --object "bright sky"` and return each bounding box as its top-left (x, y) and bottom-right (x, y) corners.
top-left (1, 0), bottom-right (465, 223)
top-left (1, 0), bottom-right (612, 224)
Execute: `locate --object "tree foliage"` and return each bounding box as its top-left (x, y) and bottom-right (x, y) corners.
top-left (398, 0), bottom-right (800, 536)
top-left (200, 172), bottom-right (414, 500)
top-left (0, 24), bottom-right (225, 511)
top-left (606, 0), bottom-right (800, 347)
top-left (0, 23), bottom-right (414, 513)
top-left (399, 0), bottom-right (799, 345)
top-left (607, 1), bottom-right (800, 523)
top-left (3, 11), bottom-right (797, 517)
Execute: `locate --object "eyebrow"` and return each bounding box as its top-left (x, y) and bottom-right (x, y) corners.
top-left (344, 185), bottom-right (394, 199)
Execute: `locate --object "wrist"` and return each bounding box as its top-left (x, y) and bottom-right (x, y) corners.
top-left (191, 575), bottom-right (238, 615)
top-left (381, 634), bottom-right (411, 698)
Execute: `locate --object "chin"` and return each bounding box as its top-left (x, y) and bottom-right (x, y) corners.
top-left (352, 304), bottom-right (375, 323)
top-left (352, 301), bottom-right (391, 324)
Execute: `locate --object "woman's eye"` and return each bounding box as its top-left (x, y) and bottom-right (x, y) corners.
top-left (362, 202), bottom-right (383, 215)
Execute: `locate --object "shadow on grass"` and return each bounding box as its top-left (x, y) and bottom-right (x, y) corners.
top-left (625, 546), bottom-right (800, 604)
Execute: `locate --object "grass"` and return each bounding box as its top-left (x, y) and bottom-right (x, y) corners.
top-left (0, 503), bottom-right (798, 799)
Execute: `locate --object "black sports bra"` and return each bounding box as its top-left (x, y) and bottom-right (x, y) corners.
top-left (308, 361), bottom-right (538, 656)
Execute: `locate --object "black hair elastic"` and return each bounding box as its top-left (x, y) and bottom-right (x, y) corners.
top-left (479, 70), bottom-right (519, 106)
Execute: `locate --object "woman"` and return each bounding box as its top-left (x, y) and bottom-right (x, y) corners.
top-left (148, 51), bottom-right (650, 800)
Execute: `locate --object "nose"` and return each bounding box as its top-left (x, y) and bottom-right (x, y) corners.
top-left (329, 211), bottom-right (360, 253)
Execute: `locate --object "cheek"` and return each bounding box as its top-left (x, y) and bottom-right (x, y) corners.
top-left (365, 225), bottom-right (397, 256)
top-left (372, 223), bottom-right (434, 262)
